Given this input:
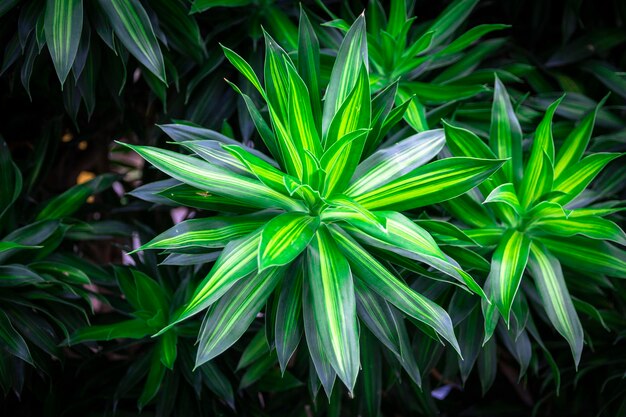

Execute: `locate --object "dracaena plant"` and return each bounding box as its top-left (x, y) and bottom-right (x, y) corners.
top-left (0, 135), bottom-right (116, 394)
top-left (443, 76), bottom-right (626, 367)
top-left (0, 0), bottom-right (204, 120)
top-left (121, 11), bottom-right (505, 395)
top-left (320, 0), bottom-right (510, 132)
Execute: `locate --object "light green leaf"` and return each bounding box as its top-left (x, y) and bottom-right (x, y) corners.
top-left (45, 0), bottom-right (83, 84)
top-left (136, 214), bottom-right (270, 252)
top-left (484, 183), bottom-right (521, 215)
top-left (489, 230), bottom-right (531, 324)
top-left (298, 7), bottom-right (322, 132)
top-left (554, 96), bottom-right (607, 178)
top-left (426, 0), bottom-right (479, 48)
top-left (531, 216), bottom-right (626, 246)
top-left (330, 225), bottom-right (461, 356)
top-left (552, 153), bottom-right (622, 205)
top-left (195, 267), bottom-right (285, 366)
top-left (352, 157), bottom-right (505, 211)
top-left (518, 97), bottom-right (562, 208)
top-left (347, 129), bottom-right (445, 197)
top-left (120, 142), bottom-right (303, 212)
top-left (306, 226), bottom-right (359, 392)
top-left (490, 75), bottom-right (523, 183)
top-left (322, 14), bottom-right (367, 136)
top-left (167, 230), bottom-right (262, 330)
top-left (258, 212), bottom-right (320, 270)
top-left (528, 242), bottom-right (583, 366)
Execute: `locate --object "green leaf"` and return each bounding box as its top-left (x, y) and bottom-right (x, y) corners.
top-left (0, 265), bottom-right (44, 286)
top-left (528, 242), bottom-right (583, 366)
top-left (306, 226), bottom-right (359, 392)
top-left (196, 267), bottom-right (285, 367)
top-left (554, 96), bottom-right (607, 178)
top-left (236, 329), bottom-right (268, 371)
top-left (352, 157), bottom-right (505, 211)
top-left (67, 319), bottom-right (150, 344)
top-left (489, 230), bottom-right (531, 324)
top-left (221, 45), bottom-right (265, 97)
top-left (97, 0), bottom-right (166, 82)
top-left (0, 310), bottom-right (33, 365)
top-left (303, 275), bottom-right (336, 398)
top-left (342, 211), bottom-right (485, 297)
top-left (490, 75), bottom-right (523, 183)
top-left (259, 212), bottom-right (320, 271)
top-left (136, 214), bottom-right (270, 252)
top-left (0, 136), bottom-right (22, 224)
top-left (321, 129), bottom-right (370, 197)
top-left (44, 0), bottom-right (83, 84)
top-left (355, 280), bottom-right (421, 385)
top-left (156, 183), bottom-right (254, 212)
top-left (159, 331), bottom-right (177, 370)
top-left (275, 262), bottom-right (303, 373)
top-left (538, 235), bottom-right (626, 278)
top-left (298, 7), bottom-right (322, 134)
top-left (484, 183), bottom-right (521, 215)
top-left (138, 348), bottom-right (166, 409)
top-left (120, 143), bottom-right (303, 212)
top-left (438, 24), bottom-right (510, 55)
top-left (531, 216), bottom-right (626, 246)
top-left (169, 230), bottom-right (262, 329)
top-left (190, 0), bottom-right (251, 12)
top-left (551, 153), bottom-right (622, 205)
top-left (426, 0), bottom-right (479, 48)
top-left (322, 14), bottom-right (367, 136)
top-left (347, 129), bottom-right (445, 197)
top-left (330, 226), bottom-right (461, 356)
top-left (518, 97), bottom-right (562, 208)
top-left (30, 261), bottom-right (90, 285)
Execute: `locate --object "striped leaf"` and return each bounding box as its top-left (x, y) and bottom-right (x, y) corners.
top-left (484, 183), bottom-right (521, 216)
top-left (221, 45), bottom-right (265, 97)
top-left (306, 226), bottom-right (359, 392)
top-left (258, 212), bottom-right (320, 271)
top-left (223, 144), bottom-right (288, 194)
top-left (443, 121), bottom-right (506, 189)
top-left (352, 157), bottom-right (505, 211)
top-left (164, 231), bottom-right (262, 331)
top-left (330, 226), bottom-right (461, 356)
top-left (98, 0), bottom-right (166, 82)
top-left (518, 98), bottom-right (561, 207)
top-left (347, 129), bottom-right (445, 197)
top-left (532, 216), bottom-right (626, 246)
top-left (342, 211), bottom-right (485, 297)
top-left (554, 97), bottom-right (606, 178)
top-left (195, 267), bottom-right (285, 367)
top-left (44, 0), bottom-right (83, 84)
top-left (528, 243), bottom-right (583, 366)
top-left (325, 64), bottom-right (371, 150)
top-left (136, 214), bottom-right (271, 252)
top-left (321, 129), bottom-right (370, 197)
top-left (119, 142), bottom-right (303, 212)
top-left (539, 235), bottom-right (626, 278)
top-left (285, 61), bottom-right (322, 183)
top-left (489, 230), bottom-right (531, 323)
top-left (355, 280), bottom-right (421, 385)
top-left (490, 75), bottom-right (523, 183)
top-left (156, 183), bottom-right (256, 212)
top-left (322, 15), bottom-right (367, 136)
top-left (551, 153), bottom-right (622, 205)
top-left (426, 0), bottom-right (479, 48)
top-left (275, 262), bottom-right (304, 373)
top-left (177, 140), bottom-right (248, 175)
top-left (303, 279), bottom-right (336, 398)
top-left (298, 8), bottom-right (322, 133)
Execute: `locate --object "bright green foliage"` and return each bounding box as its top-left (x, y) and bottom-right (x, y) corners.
top-left (125, 12), bottom-right (506, 394)
top-left (321, 0), bottom-right (510, 133)
top-left (444, 77), bottom-right (625, 366)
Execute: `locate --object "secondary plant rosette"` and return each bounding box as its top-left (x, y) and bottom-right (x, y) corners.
top-left (443, 77), bottom-right (626, 367)
top-left (120, 10), bottom-right (505, 395)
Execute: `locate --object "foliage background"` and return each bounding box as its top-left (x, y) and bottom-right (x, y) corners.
top-left (0, 0), bottom-right (625, 416)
